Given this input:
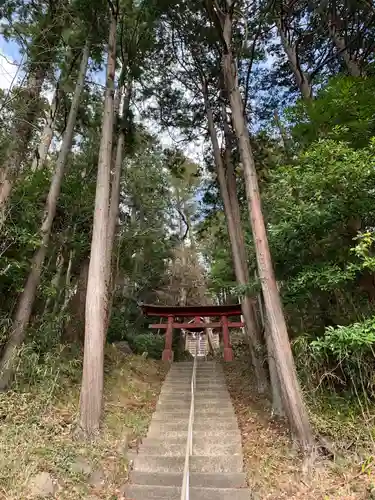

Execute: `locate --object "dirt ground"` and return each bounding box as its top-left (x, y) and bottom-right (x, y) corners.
top-left (224, 358), bottom-right (375, 500)
top-left (0, 348), bottom-right (167, 499)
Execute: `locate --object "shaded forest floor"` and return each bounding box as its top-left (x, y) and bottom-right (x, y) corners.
top-left (224, 357), bottom-right (375, 500)
top-left (0, 348), bottom-right (167, 499)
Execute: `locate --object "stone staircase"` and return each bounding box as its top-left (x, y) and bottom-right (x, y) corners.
top-left (125, 360), bottom-right (251, 499)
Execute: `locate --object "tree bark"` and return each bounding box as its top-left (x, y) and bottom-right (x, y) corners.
top-left (258, 292), bottom-right (284, 416)
top-left (60, 247), bottom-right (74, 314)
top-left (64, 259), bottom-right (89, 343)
top-left (276, 19), bottom-right (312, 101)
top-left (221, 103), bottom-right (247, 269)
top-left (79, 12), bottom-right (117, 436)
top-left (0, 41), bottom-right (90, 390)
top-left (44, 249), bottom-right (65, 314)
top-left (203, 82), bottom-right (267, 393)
top-left (31, 83), bottom-right (62, 171)
top-left (273, 109), bottom-right (292, 156)
top-left (105, 81), bottom-right (132, 331)
top-left (328, 22), bottom-right (362, 76)
top-left (222, 45), bottom-right (313, 449)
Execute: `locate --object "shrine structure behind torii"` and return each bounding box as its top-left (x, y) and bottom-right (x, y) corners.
top-left (140, 303), bottom-right (244, 362)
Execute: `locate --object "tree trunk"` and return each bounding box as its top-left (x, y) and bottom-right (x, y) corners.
top-left (258, 292), bottom-right (284, 416)
top-left (106, 82), bottom-right (131, 279)
top-left (31, 83), bottom-right (62, 171)
top-left (0, 2), bottom-right (65, 225)
top-left (276, 19), bottom-right (312, 100)
top-left (222, 47), bottom-right (313, 450)
top-left (221, 103), bottom-right (248, 269)
top-left (44, 249), bottom-right (65, 313)
top-left (203, 82), bottom-right (267, 393)
top-left (328, 22), bottom-right (362, 76)
top-left (60, 247), bottom-right (74, 314)
top-left (265, 322), bottom-right (285, 417)
top-left (273, 109), bottom-right (292, 156)
top-left (79, 13), bottom-right (117, 436)
top-left (64, 259), bottom-right (89, 343)
top-left (0, 41), bottom-right (90, 390)
top-left (105, 81), bottom-right (132, 331)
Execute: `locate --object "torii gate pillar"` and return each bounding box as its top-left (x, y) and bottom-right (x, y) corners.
top-left (222, 315), bottom-right (234, 361)
top-left (162, 315), bottom-right (174, 362)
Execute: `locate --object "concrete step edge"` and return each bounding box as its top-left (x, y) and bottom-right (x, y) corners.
top-left (129, 470), bottom-right (247, 488)
top-left (140, 436), bottom-right (242, 446)
top-left (124, 485), bottom-right (251, 500)
top-left (131, 455), bottom-right (244, 474)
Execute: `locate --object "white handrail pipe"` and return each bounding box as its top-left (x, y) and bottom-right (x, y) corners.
top-left (181, 336), bottom-right (199, 500)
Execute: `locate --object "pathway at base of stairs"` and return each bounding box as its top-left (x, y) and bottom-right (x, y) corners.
top-left (124, 360), bottom-right (252, 499)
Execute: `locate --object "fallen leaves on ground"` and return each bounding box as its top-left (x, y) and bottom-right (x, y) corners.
top-left (224, 357), bottom-right (375, 500)
top-left (0, 348), bottom-right (167, 499)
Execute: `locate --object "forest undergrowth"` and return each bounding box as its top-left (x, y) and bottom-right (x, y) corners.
top-left (225, 356), bottom-right (375, 500)
top-left (0, 348), bottom-right (167, 500)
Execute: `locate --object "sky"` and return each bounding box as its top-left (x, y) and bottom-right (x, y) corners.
top-left (0, 38), bottom-right (22, 89)
top-left (0, 34), bottom-right (206, 163)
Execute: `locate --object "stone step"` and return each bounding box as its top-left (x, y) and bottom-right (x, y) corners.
top-left (160, 392), bottom-right (230, 399)
top-left (197, 368), bottom-right (225, 371)
top-left (151, 414), bottom-right (236, 424)
top-left (138, 441), bottom-right (242, 456)
top-left (148, 419), bottom-right (238, 435)
top-left (164, 377), bottom-right (225, 383)
top-left (161, 389), bottom-right (230, 395)
top-left (124, 485), bottom-right (251, 500)
top-left (164, 376), bottom-right (193, 381)
top-left (157, 401), bottom-right (234, 410)
top-left (159, 400), bottom-right (234, 408)
top-left (165, 371), bottom-right (226, 381)
top-left (168, 371), bottom-right (225, 376)
top-left (131, 454), bottom-right (243, 473)
top-left (173, 362), bottom-right (215, 366)
top-left (152, 409), bottom-right (235, 419)
top-left (166, 382), bottom-right (227, 386)
top-left (145, 429), bottom-right (242, 440)
top-left (159, 393), bottom-right (230, 401)
top-left (161, 390), bottom-right (228, 394)
top-left (141, 436), bottom-right (187, 445)
top-left (129, 471), bottom-right (247, 488)
top-left (163, 377), bottom-right (226, 382)
top-left (161, 385), bottom-right (228, 391)
top-left (140, 434), bottom-right (242, 448)
top-left (158, 395), bottom-right (232, 403)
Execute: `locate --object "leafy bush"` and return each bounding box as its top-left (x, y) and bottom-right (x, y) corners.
top-left (294, 317), bottom-right (375, 398)
top-left (12, 343), bottom-right (82, 391)
top-left (129, 333), bottom-right (165, 359)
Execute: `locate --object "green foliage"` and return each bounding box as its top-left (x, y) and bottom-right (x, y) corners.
top-left (259, 137), bottom-right (375, 333)
top-left (128, 333), bottom-right (165, 359)
top-left (294, 317), bottom-right (375, 399)
top-left (12, 343), bottom-right (82, 392)
top-left (288, 76), bottom-right (375, 149)
top-left (311, 319), bottom-right (375, 359)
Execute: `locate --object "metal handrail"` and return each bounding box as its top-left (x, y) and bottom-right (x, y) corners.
top-left (181, 336), bottom-right (199, 500)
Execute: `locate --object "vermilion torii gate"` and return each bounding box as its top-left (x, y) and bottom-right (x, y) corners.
top-left (140, 303), bottom-right (244, 362)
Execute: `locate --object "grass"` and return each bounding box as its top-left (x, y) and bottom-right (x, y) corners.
top-left (224, 355), bottom-right (375, 500)
top-left (0, 345), bottom-right (167, 499)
